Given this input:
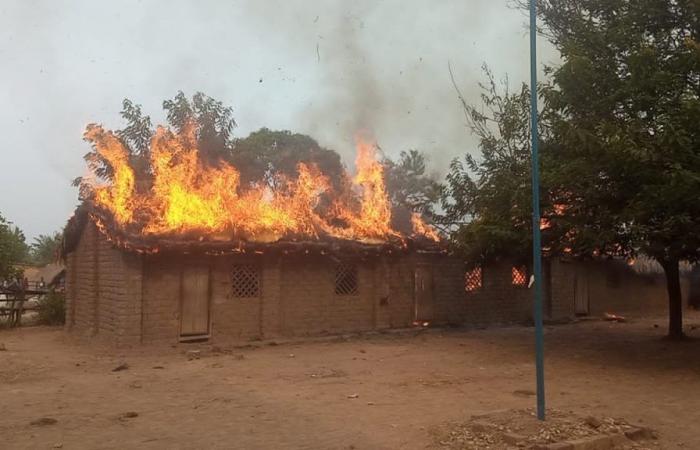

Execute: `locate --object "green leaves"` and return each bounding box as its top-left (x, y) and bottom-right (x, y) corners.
top-left (29, 232), bottom-right (62, 266)
top-left (440, 67), bottom-right (540, 263)
top-left (0, 213), bottom-right (29, 280)
top-left (537, 0), bottom-right (700, 264)
top-left (232, 128), bottom-right (346, 192)
top-left (163, 92), bottom-right (237, 164)
top-left (382, 149), bottom-right (441, 217)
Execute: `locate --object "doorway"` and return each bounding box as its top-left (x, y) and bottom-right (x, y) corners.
top-left (180, 265), bottom-right (210, 339)
top-left (414, 266), bottom-right (434, 322)
top-left (574, 268), bottom-right (590, 316)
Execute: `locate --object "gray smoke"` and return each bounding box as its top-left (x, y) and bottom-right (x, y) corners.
top-left (0, 0), bottom-right (557, 240)
top-left (241, 0), bottom-right (555, 175)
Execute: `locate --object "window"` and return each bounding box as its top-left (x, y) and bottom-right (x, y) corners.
top-left (511, 265), bottom-right (528, 287)
top-left (232, 264), bottom-right (261, 298)
top-left (465, 266), bottom-right (482, 292)
top-left (335, 263), bottom-right (358, 296)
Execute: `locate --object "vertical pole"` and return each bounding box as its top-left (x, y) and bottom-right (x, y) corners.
top-left (529, 0), bottom-right (546, 421)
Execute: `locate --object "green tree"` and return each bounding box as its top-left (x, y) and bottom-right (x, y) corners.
top-left (75, 95), bottom-right (353, 196)
top-left (381, 149), bottom-right (442, 234)
top-left (528, 0), bottom-right (700, 339)
top-left (163, 91), bottom-right (237, 164)
top-left (383, 149), bottom-right (442, 217)
top-left (29, 232), bottom-right (62, 266)
top-left (0, 213), bottom-right (29, 280)
top-left (74, 92), bottom-right (235, 194)
top-left (441, 66), bottom-right (551, 263)
top-left (232, 128), bottom-right (346, 191)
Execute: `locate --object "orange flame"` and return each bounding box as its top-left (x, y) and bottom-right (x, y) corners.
top-left (411, 212), bottom-right (440, 242)
top-left (83, 125), bottom-right (439, 244)
top-left (85, 124), bottom-right (137, 225)
top-left (333, 137), bottom-right (396, 241)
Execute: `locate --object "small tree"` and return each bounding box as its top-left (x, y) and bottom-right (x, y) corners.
top-left (0, 213), bottom-right (29, 280)
top-left (74, 92), bottom-right (236, 194)
top-left (163, 91), bottom-right (237, 164)
top-left (29, 232), bottom-right (62, 266)
top-left (441, 66), bottom-right (551, 263)
top-left (232, 128), bottom-right (346, 191)
top-left (36, 290), bottom-right (65, 325)
top-left (383, 149), bottom-right (442, 218)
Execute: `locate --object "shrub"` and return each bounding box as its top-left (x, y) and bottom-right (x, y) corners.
top-left (37, 290), bottom-right (65, 325)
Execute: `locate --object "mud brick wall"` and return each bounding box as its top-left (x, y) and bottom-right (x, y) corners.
top-left (65, 222), bottom-right (143, 345)
top-left (66, 218), bottom-right (687, 346)
top-left (260, 255), bottom-right (282, 338)
top-left (65, 221), bottom-right (98, 335)
top-left (460, 261), bottom-right (533, 325)
top-left (210, 255), bottom-right (263, 342)
top-left (141, 256), bottom-right (180, 344)
top-left (379, 255), bottom-right (414, 329)
top-left (549, 259), bottom-right (576, 319)
top-left (576, 260), bottom-right (688, 316)
top-left (277, 255), bottom-right (376, 337)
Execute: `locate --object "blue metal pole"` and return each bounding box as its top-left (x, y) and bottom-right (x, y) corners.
top-left (529, 0), bottom-right (546, 421)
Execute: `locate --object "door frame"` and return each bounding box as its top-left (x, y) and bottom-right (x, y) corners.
top-left (413, 265), bottom-right (435, 323)
top-left (574, 267), bottom-right (590, 316)
top-left (179, 262), bottom-right (212, 342)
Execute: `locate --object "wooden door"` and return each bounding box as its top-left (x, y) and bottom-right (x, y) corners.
top-left (181, 265), bottom-right (210, 337)
top-left (574, 269), bottom-right (590, 315)
top-left (414, 267), bottom-right (434, 322)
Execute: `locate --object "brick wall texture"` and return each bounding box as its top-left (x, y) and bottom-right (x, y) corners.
top-left (65, 223), bottom-right (688, 346)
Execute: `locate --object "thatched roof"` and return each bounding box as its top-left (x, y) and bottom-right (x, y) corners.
top-left (61, 203), bottom-right (445, 258)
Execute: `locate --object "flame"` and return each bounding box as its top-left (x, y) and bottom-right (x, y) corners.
top-left (410, 212), bottom-right (439, 242)
top-left (85, 124), bottom-right (137, 225)
top-left (83, 125), bottom-right (439, 244)
top-left (333, 137), bottom-right (396, 241)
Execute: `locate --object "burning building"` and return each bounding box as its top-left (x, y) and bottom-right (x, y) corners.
top-left (61, 125), bottom-right (459, 345)
top-left (62, 124), bottom-right (686, 346)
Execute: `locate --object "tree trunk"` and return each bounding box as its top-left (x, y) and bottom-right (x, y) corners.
top-left (661, 258), bottom-right (684, 340)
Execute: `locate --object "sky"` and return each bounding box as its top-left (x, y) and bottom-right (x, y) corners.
top-left (0, 0), bottom-right (557, 240)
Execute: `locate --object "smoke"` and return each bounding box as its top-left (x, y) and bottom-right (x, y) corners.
top-left (0, 0), bottom-right (558, 240)
top-left (240, 0), bottom-right (556, 176)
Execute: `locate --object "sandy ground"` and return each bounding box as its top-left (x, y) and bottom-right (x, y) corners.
top-left (1, 313), bottom-right (699, 450)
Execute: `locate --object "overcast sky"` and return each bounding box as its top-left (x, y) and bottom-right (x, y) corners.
top-left (0, 0), bottom-right (556, 240)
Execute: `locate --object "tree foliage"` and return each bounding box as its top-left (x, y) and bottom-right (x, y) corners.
top-left (232, 128), bottom-right (346, 191)
top-left (73, 94), bottom-right (442, 224)
top-left (163, 91), bottom-right (237, 164)
top-left (0, 213), bottom-right (29, 280)
top-left (29, 232), bottom-right (62, 266)
top-left (525, 0), bottom-right (700, 338)
top-left (383, 149), bottom-right (442, 217)
top-left (447, 1), bottom-right (700, 338)
top-left (441, 66), bottom-right (548, 263)
top-left (36, 290), bottom-right (65, 325)
top-left (73, 92), bottom-right (236, 196)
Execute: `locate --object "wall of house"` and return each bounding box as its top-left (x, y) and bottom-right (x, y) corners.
top-left (65, 222), bottom-right (143, 345)
top-left (140, 255), bottom-right (180, 344)
top-left (553, 259), bottom-right (690, 317)
top-left (137, 253), bottom-right (392, 344)
top-left (416, 256), bottom-right (535, 326)
top-left (67, 222), bottom-right (690, 346)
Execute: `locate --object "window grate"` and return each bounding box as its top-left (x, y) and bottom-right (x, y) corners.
top-left (335, 263), bottom-right (358, 296)
top-left (232, 264), bottom-right (261, 298)
top-left (512, 266), bottom-right (528, 287)
top-left (465, 266), bottom-right (482, 292)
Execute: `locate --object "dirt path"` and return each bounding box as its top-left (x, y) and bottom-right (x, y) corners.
top-left (1, 313), bottom-right (699, 449)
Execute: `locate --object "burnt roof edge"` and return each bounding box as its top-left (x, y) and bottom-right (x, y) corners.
top-left (61, 203), bottom-right (447, 258)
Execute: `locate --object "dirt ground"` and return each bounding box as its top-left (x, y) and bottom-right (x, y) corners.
top-left (1, 313), bottom-right (699, 450)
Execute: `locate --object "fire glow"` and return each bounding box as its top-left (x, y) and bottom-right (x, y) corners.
top-left (83, 124), bottom-right (439, 244)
